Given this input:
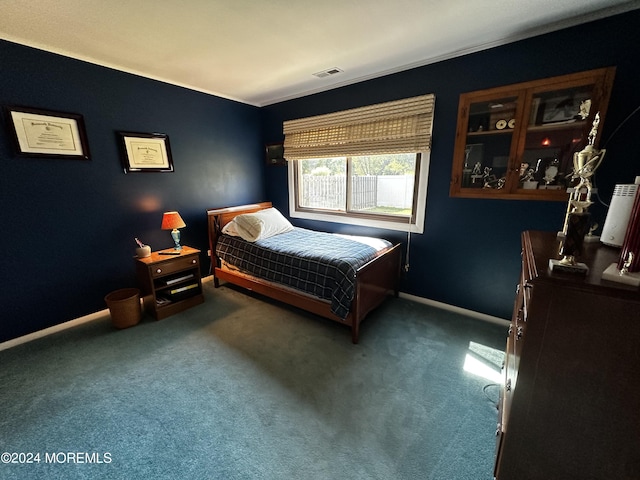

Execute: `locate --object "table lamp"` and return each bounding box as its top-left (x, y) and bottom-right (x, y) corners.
top-left (161, 211), bottom-right (186, 251)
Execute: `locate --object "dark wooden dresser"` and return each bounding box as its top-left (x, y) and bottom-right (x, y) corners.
top-left (494, 231), bottom-right (640, 480)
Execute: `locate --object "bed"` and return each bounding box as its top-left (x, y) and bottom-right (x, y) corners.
top-left (206, 202), bottom-right (402, 343)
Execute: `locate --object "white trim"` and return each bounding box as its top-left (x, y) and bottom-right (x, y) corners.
top-left (0, 277), bottom-right (217, 352)
top-left (0, 309), bottom-right (110, 352)
top-left (399, 292), bottom-right (510, 326)
top-left (0, 277), bottom-right (504, 351)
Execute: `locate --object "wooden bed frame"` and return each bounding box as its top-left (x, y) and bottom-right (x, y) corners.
top-left (206, 202), bottom-right (402, 343)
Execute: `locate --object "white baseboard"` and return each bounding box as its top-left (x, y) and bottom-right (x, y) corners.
top-left (1, 278), bottom-right (506, 351)
top-left (399, 292), bottom-right (510, 326)
top-left (1, 279), bottom-right (219, 352)
top-left (0, 309), bottom-right (111, 352)
top-left (207, 274), bottom-right (509, 325)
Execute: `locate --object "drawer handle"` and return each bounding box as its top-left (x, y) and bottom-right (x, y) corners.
top-left (508, 324), bottom-right (513, 336)
top-left (156, 268), bottom-right (162, 274)
top-left (191, 259), bottom-right (197, 264)
top-left (516, 326), bottom-right (523, 340)
top-left (505, 379), bottom-right (512, 392)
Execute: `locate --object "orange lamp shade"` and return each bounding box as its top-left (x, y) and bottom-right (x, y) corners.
top-left (161, 211), bottom-right (186, 230)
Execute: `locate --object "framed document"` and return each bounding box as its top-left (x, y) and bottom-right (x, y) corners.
top-left (4, 105), bottom-right (91, 159)
top-left (118, 131), bottom-right (174, 173)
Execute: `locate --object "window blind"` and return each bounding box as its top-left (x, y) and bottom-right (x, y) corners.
top-left (283, 94), bottom-right (435, 160)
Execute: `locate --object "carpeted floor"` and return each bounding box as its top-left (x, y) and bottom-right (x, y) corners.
top-left (0, 280), bottom-right (506, 480)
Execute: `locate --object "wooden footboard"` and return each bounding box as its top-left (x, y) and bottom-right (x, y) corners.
top-left (206, 202), bottom-right (401, 343)
top-left (351, 243), bottom-right (401, 342)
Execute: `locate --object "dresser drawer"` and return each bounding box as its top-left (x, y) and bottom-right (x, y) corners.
top-left (150, 254), bottom-right (199, 278)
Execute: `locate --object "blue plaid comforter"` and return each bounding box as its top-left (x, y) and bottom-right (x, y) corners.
top-left (216, 227), bottom-right (391, 319)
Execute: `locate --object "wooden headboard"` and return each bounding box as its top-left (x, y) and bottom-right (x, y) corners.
top-left (206, 202), bottom-right (272, 266)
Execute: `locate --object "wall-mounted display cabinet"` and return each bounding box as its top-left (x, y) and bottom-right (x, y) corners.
top-left (449, 67), bottom-right (616, 200)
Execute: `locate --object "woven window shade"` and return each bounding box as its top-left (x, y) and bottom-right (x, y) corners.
top-left (283, 94), bottom-right (435, 160)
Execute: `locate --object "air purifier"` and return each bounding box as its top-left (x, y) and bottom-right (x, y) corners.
top-left (600, 182), bottom-right (639, 247)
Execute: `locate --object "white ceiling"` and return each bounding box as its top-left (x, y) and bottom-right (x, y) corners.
top-left (1, 0), bottom-right (638, 106)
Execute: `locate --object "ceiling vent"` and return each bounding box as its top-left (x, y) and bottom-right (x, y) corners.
top-left (313, 67), bottom-right (343, 78)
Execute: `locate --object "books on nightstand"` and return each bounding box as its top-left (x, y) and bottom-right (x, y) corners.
top-left (169, 283), bottom-right (199, 295)
top-left (165, 273), bottom-right (194, 286)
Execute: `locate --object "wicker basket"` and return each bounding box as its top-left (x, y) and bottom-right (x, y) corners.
top-left (105, 288), bottom-right (141, 329)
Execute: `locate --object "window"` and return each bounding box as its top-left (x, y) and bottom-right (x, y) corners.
top-left (295, 152), bottom-right (419, 216)
top-left (284, 94), bottom-right (435, 233)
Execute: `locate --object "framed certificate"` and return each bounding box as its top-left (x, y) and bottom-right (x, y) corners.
top-left (118, 131), bottom-right (174, 173)
top-left (5, 105), bottom-right (91, 159)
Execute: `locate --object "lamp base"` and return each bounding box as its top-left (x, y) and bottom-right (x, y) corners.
top-left (549, 258), bottom-right (589, 274)
top-left (171, 229), bottom-right (182, 251)
top-left (601, 263), bottom-right (640, 287)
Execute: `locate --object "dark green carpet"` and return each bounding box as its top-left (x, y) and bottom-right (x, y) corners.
top-left (0, 281), bottom-right (506, 479)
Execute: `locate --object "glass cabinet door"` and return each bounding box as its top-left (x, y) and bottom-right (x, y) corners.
top-left (450, 67), bottom-right (615, 200)
top-left (519, 83), bottom-right (598, 193)
top-left (460, 94), bottom-right (521, 192)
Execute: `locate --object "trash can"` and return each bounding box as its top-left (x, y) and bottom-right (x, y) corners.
top-left (105, 288), bottom-right (142, 329)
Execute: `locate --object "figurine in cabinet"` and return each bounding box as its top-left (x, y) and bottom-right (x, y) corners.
top-left (543, 158), bottom-right (560, 185)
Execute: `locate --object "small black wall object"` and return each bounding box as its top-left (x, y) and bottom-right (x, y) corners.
top-left (265, 143), bottom-right (286, 166)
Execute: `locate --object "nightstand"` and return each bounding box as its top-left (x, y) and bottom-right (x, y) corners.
top-left (135, 246), bottom-right (204, 320)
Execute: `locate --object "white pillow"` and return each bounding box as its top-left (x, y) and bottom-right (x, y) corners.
top-left (221, 220), bottom-right (241, 237)
top-left (224, 207), bottom-right (293, 242)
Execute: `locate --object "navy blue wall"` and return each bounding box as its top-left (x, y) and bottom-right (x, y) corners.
top-left (0, 41), bottom-right (264, 342)
top-left (262, 11), bottom-right (640, 319)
